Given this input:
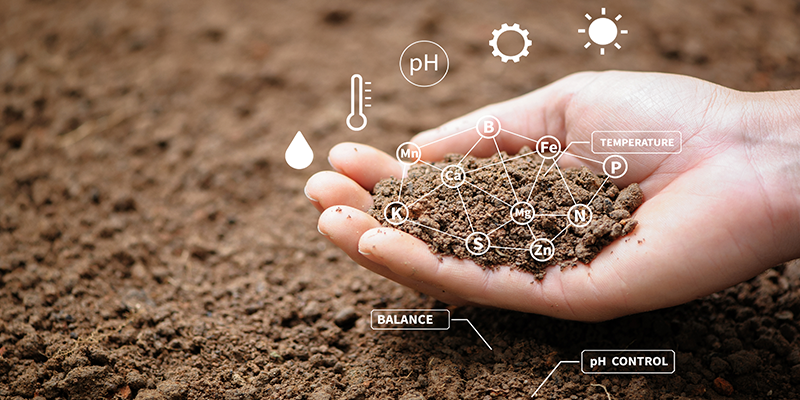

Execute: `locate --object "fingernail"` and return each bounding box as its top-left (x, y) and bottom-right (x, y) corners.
top-left (317, 224), bottom-right (329, 237)
top-left (303, 184), bottom-right (318, 203)
top-left (357, 247), bottom-right (371, 256)
top-left (328, 156), bottom-right (342, 172)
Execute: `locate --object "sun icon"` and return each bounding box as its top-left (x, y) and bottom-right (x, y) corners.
top-left (578, 8), bottom-right (628, 55)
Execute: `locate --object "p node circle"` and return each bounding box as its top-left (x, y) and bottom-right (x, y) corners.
top-left (537, 135), bottom-right (562, 159)
top-left (440, 164), bottom-right (466, 188)
top-left (465, 232), bottom-right (491, 256)
top-left (396, 142), bottom-right (422, 165)
top-left (567, 204), bottom-right (592, 228)
top-left (383, 201), bottom-right (409, 226)
top-left (603, 154), bottom-right (628, 178)
top-left (476, 115), bottom-right (501, 139)
top-left (510, 201), bottom-right (535, 225)
top-left (529, 238), bottom-right (555, 262)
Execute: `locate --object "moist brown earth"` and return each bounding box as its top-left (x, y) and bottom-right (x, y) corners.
top-left (370, 150), bottom-right (642, 278)
top-left (2, 1), bottom-right (800, 399)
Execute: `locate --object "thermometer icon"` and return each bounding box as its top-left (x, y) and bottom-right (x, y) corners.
top-left (346, 74), bottom-right (370, 131)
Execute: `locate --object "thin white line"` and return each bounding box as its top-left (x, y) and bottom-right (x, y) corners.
top-left (491, 245), bottom-right (529, 251)
top-left (464, 180), bottom-right (511, 207)
top-left (451, 318), bottom-right (492, 350)
top-left (544, 141), bottom-right (575, 176)
top-left (408, 183), bottom-right (444, 207)
top-left (419, 160), bottom-right (443, 171)
top-left (493, 138), bottom-right (519, 203)
top-left (500, 129), bottom-right (540, 144)
top-left (570, 141), bottom-right (590, 144)
top-left (588, 176), bottom-right (609, 206)
top-left (552, 225), bottom-right (569, 241)
top-left (487, 220), bottom-right (512, 236)
top-left (538, 214), bottom-right (567, 217)
top-left (526, 161), bottom-right (545, 202)
top-left (397, 164), bottom-right (408, 200)
top-left (527, 224), bottom-right (537, 240)
top-left (407, 220), bottom-right (464, 240)
top-left (465, 151), bottom-right (537, 174)
top-left (554, 162), bottom-right (577, 205)
top-left (418, 127), bottom-right (475, 148)
top-left (562, 152), bottom-right (603, 164)
top-left (459, 137), bottom-right (483, 165)
top-left (531, 361), bottom-right (579, 397)
top-left (457, 187), bottom-right (475, 233)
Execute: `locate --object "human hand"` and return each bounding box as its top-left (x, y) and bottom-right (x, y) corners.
top-left (305, 71), bottom-right (800, 321)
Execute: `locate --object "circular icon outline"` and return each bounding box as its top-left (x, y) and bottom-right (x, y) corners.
top-left (398, 40), bottom-right (450, 88)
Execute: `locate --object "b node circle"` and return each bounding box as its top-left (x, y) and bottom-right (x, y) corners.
top-left (537, 135), bottom-right (562, 159)
top-left (476, 115), bottom-right (501, 139)
top-left (383, 201), bottom-right (409, 226)
top-left (529, 238), bottom-right (555, 262)
top-left (567, 204), bottom-right (592, 228)
top-left (465, 232), bottom-right (491, 256)
top-left (440, 165), bottom-right (466, 188)
top-left (510, 201), bottom-right (536, 225)
top-left (603, 155), bottom-right (628, 178)
top-left (396, 142), bottom-right (422, 165)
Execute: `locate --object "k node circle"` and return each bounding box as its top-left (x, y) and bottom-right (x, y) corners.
top-left (529, 238), bottom-right (555, 262)
top-left (465, 232), bottom-right (491, 256)
top-left (384, 202), bottom-right (409, 226)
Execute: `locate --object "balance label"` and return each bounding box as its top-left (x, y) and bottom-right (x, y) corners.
top-left (370, 309), bottom-right (450, 330)
top-left (591, 131), bottom-right (682, 154)
top-left (581, 349), bottom-right (675, 374)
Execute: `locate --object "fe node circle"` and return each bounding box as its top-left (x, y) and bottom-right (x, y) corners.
top-left (510, 201), bottom-right (536, 225)
top-left (567, 204), bottom-right (592, 228)
top-left (396, 142), bottom-right (422, 165)
top-left (529, 238), bottom-right (555, 262)
top-left (537, 135), bottom-right (562, 160)
top-left (465, 232), bottom-right (491, 256)
top-left (383, 201), bottom-right (409, 226)
top-left (603, 155), bottom-right (628, 179)
top-left (476, 115), bottom-right (501, 139)
top-left (441, 164), bottom-right (466, 189)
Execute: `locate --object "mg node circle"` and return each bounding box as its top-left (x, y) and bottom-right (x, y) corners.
top-left (603, 155), bottom-right (628, 178)
top-left (396, 142), bottom-right (422, 165)
top-left (567, 204), bottom-right (592, 228)
top-left (529, 238), bottom-right (555, 262)
top-left (384, 201), bottom-right (409, 226)
top-left (510, 201), bottom-right (536, 225)
top-left (537, 135), bottom-right (562, 159)
top-left (441, 164), bottom-right (466, 188)
top-left (476, 116), bottom-right (501, 139)
top-left (465, 232), bottom-right (491, 256)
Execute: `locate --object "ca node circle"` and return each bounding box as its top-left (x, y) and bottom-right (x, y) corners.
top-left (510, 201), bottom-right (535, 225)
top-left (441, 165), bottom-right (466, 188)
top-left (603, 155), bottom-right (628, 178)
top-left (529, 238), bottom-right (555, 262)
top-left (537, 135), bottom-right (562, 159)
top-left (384, 201), bottom-right (409, 226)
top-left (476, 115), bottom-right (501, 139)
top-left (396, 142), bottom-right (422, 165)
top-left (465, 232), bottom-right (491, 256)
top-left (567, 204), bottom-right (592, 228)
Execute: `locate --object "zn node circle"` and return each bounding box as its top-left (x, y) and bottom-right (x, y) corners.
top-left (510, 201), bottom-right (536, 225)
top-left (529, 238), bottom-right (555, 262)
top-left (465, 232), bottom-right (491, 256)
top-left (441, 165), bottom-right (466, 188)
top-left (476, 115), bottom-right (501, 139)
top-left (396, 142), bottom-right (422, 165)
top-left (567, 204), bottom-right (592, 228)
top-left (383, 202), bottom-right (409, 226)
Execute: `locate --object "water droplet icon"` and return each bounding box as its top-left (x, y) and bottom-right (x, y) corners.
top-left (285, 131), bottom-right (314, 170)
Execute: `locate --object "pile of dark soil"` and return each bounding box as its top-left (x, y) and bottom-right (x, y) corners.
top-left (370, 150), bottom-right (642, 278)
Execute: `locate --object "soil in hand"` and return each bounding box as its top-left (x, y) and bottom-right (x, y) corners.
top-left (370, 148), bottom-right (643, 278)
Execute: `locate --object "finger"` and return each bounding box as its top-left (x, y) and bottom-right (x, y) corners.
top-left (318, 206), bottom-right (473, 306)
top-left (328, 143), bottom-right (404, 191)
top-left (305, 171), bottom-right (374, 212)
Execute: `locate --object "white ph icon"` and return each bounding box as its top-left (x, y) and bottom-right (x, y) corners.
top-left (346, 74), bottom-right (370, 131)
top-left (285, 131), bottom-right (314, 170)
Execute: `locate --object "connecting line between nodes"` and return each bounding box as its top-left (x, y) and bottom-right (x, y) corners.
top-left (492, 137), bottom-right (519, 203)
top-left (451, 318), bottom-right (492, 350)
top-left (525, 160), bottom-right (545, 202)
top-left (418, 126), bottom-right (475, 148)
top-left (456, 187), bottom-right (475, 232)
top-left (464, 180), bottom-right (511, 207)
top-left (531, 361), bottom-right (580, 397)
top-left (588, 176), bottom-right (609, 206)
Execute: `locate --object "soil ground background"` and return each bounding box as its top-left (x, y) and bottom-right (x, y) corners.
top-left (2, 1), bottom-right (800, 399)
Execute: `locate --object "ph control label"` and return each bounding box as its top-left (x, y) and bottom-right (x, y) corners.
top-left (581, 349), bottom-right (675, 374)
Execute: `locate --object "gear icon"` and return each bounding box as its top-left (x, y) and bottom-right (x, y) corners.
top-left (489, 23), bottom-right (532, 63)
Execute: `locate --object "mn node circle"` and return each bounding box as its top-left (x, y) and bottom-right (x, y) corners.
top-left (510, 201), bottom-right (536, 225)
top-left (476, 115), bottom-right (501, 139)
top-left (603, 155), bottom-right (628, 178)
top-left (567, 204), bottom-right (592, 228)
top-left (441, 165), bottom-right (466, 188)
top-left (465, 232), bottom-right (491, 256)
top-left (384, 201), bottom-right (409, 226)
top-left (529, 238), bottom-right (555, 262)
top-left (396, 142), bottom-right (422, 165)
top-left (537, 135), bottom-right (562, 160)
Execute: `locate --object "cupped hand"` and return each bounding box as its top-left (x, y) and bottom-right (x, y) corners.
top-left (305, 71), bottom-right (799, 321)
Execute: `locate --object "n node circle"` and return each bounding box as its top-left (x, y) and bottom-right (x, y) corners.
top-left (529, 238), bottom-right (555, 262)
top-left (396, 142), bottom-right (422, 165)
top-left (465, 232), bottom-right (491, 256)
top-left (476, 115), bottom-right (501, 139)
top-left (567, 204), bottom-right (592, 228)
top-left (537, 135), bottom-right (562, 160)
top-left (383, 201), bottom-right (409, 226)
top-left (603, 155), bottom-right (628, 178)
top-left (441, 165), bottom-right (466, 188)
top-left (510, 201), bottom-right (535, 225)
